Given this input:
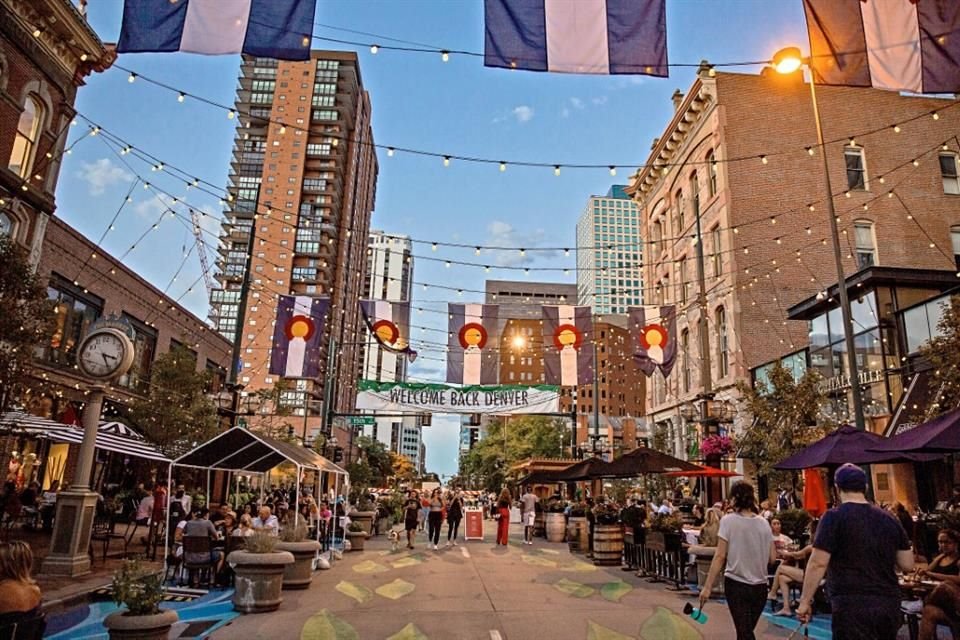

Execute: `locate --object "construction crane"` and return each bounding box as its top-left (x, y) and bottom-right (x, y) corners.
top-left (190, 208), bottom-right (218, 296)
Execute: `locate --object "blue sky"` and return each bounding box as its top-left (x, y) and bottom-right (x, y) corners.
top-left (60, 1), bottom-right (808, 479)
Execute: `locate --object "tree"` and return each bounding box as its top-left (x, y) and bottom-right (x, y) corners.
top-left (0, 238), bottom-right (53, 412)
top-left (129, 343), bottom-right (219, 456)
top-left (919, 296), bottom-right (960, 420)
top-left (252, 379), bottom-right (295, 439)
top-left (458, 416), bottom-right (566, 493)
top-left (735, 361), bottom-right (834, 479)
top-left (390, 452), bottom-right (416, 484)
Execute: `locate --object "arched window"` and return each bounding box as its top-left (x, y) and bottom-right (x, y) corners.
top-left (853, 219), bottom-right (877, 268)
top-left (8, 95), bottom-right (43, 178)
top-left (0, 211), bottom-right (11, 238)
top-left (674, 188), bottom-right (684, 235)
top-left (652, 219), bottom-right (662, 253)
top-left (715, 306), bottom-right (729, 378)
top-left (689, 171), bottom-right (700, 221)
top-left (681, 329), bottom-right (690, 392)
top-left (706, 150), bottom-right (717, 196)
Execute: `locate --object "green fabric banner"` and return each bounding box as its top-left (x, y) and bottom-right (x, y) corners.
top-left (356, 380), bottom-right (561, 415)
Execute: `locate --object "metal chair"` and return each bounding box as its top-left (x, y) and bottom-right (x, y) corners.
top-left (181, 536), bottom-right (216, 588)
top-left (89, 513), bottom-right (126, 562)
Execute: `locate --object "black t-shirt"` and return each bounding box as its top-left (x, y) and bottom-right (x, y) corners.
top-left (403, 499), bottom-right (419, 522)
top-left (814, 502), bottom-right (910, 602)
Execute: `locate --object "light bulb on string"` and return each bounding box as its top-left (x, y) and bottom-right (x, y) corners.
top-left (933, 112), bottom-right (940, 120)
top-left (441, 50), bottom-right (450, 62)
top-left (554, 165), bottom-right (561, 176)
top-left (227, 110), bottom-right (236, 119)
top-left (760, 155), bottom-right (768, 164)
top-left (609, 166), bottom-right (617, 176)
top-left (806, 147), bottom-right (814, 156)
top-left (443, 156), bottom-right (450, 167)
top-left (128, 73), bottom-right (137, 83)
top-left (431, 243), bottom-right (437, 251)
top-left (499, 161), bottom-right (506, 172)
top-left (177, 93), bottom-right (185, 103)
top-left (387, 147), bottom-right (394, 157)
top-left (370, 44), bottom-right (379, 54)
top-left (893, 124), bottom-right (901, 133)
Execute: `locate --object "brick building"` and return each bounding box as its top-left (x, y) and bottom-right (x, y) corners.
top-left (625, 66), bottom-right (960, 463)
top-left (211, 52), bottom-right (378, 445)
top-left (0, 0), bottom-right (111, 262)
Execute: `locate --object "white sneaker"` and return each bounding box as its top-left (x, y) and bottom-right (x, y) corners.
top-left (433, 544), bottom-right (439, 550)
top-left (445, 541), bottom-right (451, 547)
top-left (452, 541), bottom-right (458, 546)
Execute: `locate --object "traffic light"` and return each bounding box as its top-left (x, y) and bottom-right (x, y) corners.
top-left (333, 446), bottom-right (344, 463)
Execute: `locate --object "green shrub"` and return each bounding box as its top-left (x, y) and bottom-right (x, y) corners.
top-left (112, 559), bottom-right (163, 616)
top-left (776, 508), bottom-right (813, 540)
top-left (244, 530), bottom-right (279, 553)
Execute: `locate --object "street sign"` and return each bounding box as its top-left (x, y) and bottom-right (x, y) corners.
top-left (349, 416), bottom-right (375, 426)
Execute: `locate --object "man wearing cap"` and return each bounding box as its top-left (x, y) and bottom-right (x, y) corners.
top-left (796, 463), bottom-right (914, 639)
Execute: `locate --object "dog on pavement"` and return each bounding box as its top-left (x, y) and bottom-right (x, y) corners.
top-left (388, 528), bottom-right (401, 552)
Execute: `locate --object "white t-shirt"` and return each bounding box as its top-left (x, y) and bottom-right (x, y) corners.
top-left (718, 512), bottom-right (774, 585)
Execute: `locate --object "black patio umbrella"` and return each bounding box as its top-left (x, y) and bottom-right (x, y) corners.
top-left (775, 424), bottom-right (939, 470)
top-left (551, 457), bottom-right (611, 482)
top-left (516, 470), bottom-right (566, 485)
top-left (598, 447), bottom-right (702, 478)
top-left (867, 407), bottom-right (960, 455)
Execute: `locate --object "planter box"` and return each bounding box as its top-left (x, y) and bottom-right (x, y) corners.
top-left (104, 609), bottom-right (178, 640)
top-left (228, 550), bottom-right (295, 613)
top-left (345, 531), bottom-right (366, 551)
top-left (349, 511), bottom-right (375, 536)
top-left (276, 539), bottom-right (321, 590)
top-left (645, 531), bottom-right (683, 554)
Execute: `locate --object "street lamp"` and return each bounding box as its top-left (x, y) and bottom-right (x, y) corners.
top-left (772, 46), bottom-right (867, 432)
top-left (215, 382), bottom-right (258, 428)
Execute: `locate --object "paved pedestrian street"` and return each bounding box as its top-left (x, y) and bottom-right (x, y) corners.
top-left (211, 525), bottom-right (802, 640)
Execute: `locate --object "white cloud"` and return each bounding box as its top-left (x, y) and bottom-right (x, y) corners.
top-left (76, 158), bottom-right (132, 196)
top-left (560, 107), bottom-right (571, 119)
top-left (570, 97), bottom-right (585, 110)
top-left (483, 220), bottom-right (558, 267)
top-left (132, 196), bottom-right (168, 220)
top-left (512, 105), bottom-right (534, 123)
top-left (591, 96), bottom-right (608, 106)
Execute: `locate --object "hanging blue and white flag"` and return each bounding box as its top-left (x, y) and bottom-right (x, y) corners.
top-left (804, 0), bottom-right (960, 94)
top-left (484, 0), bottom-right (668, 76)
top-left (118, 0), bottom-right (316, 61)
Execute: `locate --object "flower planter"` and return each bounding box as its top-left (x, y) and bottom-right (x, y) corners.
top-left (645, 531), bottom-right (683, 554)
top-left (567, 516), bottom-right (589, 553)
top-left (592, 523), bottom-right (624, 566)
top-left (227, 550), bottom-right (295, 613)
top-left (103, 609), bottom-right (178, 640)
top-left (276, 539), bottom-right (321, 590)
top-left (545, 513), bottom-right (566, 543)
top-left (345, 531), bottom-right (366, 551)
top-left (349, 510), bottom-right (375, 536)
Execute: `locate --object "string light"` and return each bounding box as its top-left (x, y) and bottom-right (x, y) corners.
top-left (227, 110), bottom-right (235, 119)
top-left (760, 155), bottom-right (768, 164)
top-left (893, 125), bottom-right (901, 133)
top-left (128, 73), bottom-right (137, 83)
top-left (370, 44), bottom-right (379, 54)
top-left (806, 147), bottom-right (814, 156)
top-left (933, 112), bottom-right (940, 121)
top-left (499, 161), bottom-right (506, 172)
top-left (443, 156), bottom-right (450, 167)
top-left (177, 92), bottom-right (185, 103)
top-left (553, 165), bottom-right (561, 176)
top-left (387, 147), bottom-right (395, 157)
top-left (441, 50), bottom-right (450, 62)
top-left (609, 166), bottom-right (617, 176)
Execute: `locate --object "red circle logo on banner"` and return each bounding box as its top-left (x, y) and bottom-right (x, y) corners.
top-left (372, 319), bottom-right (400, 345)
top-left (553, 323), bottom-right (583, 350)
top-left (640, 323), bottom-right (668, 350)
top-left (285, 315), bottom-right (316, 341)
top-left (458, 322), bottom-right (487, 349)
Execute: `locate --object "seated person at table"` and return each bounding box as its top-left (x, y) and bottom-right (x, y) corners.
top-left (253, 506), bottom-right (279, 534)
top-left (919, 529), bottom-right (960, 640)
top-left (698, 508), bottom-right (721, 547)
top-left (770, 518), bottom-right (793, 554)
top-left (183, 508), bottom-right (223, 579)
top-left (767, 520), bottom-right (817, 616)
top-left (233, 514), bottom-right (254, 537)
top-left (0, 542), bottom-right (41, 627)
top-left (18, 482), bottom-right (38, 509)
top-left (216, 512), bottom-right (237, 539)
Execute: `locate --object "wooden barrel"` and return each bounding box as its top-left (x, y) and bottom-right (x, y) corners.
top-left (545, 513), bottom-right (566, 542)
top-left (567, 516), bottom-right (586, 552)
top-left (592, 524), bottom-right (624, 566)
top-left (534, 512), bottom-right (546, 537)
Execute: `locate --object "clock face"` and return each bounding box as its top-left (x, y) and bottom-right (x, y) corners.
top-left (79, 331), bottom-right (127, 379)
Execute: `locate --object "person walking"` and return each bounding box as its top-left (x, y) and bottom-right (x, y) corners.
top-left (796, 463), bottom-right (914, 639)
top-left (699, 482), bottom-right (776, 640)
top-left (495, 488), bottom-right (512, 546)
top-left (446, 490), bottom-right (464, 547)
top-left (427, 488), bottom-right (445, 550)
top-left (403, 490), bottom-right (420, 550)
top-left (519, 486), bottom-right (538, 546)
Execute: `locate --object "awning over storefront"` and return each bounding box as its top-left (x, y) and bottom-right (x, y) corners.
top-left (173, 427), bottom-right (347, 475)
top-left (0, 411), bottom-right (170, 463)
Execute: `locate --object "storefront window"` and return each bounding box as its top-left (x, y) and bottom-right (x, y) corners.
top-left (850, 293), bottom-right (878, 333)
top-left (117, 314), bottom-right (156, 394)
top-left (809, 314), bottom-right (829, 349)
top-left (810, 347), bottom-right (832, 380)
top-left (40, 281), bottom-right (102, 367)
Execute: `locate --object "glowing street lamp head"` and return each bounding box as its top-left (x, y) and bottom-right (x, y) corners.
top-left (772, 47), bottom-right (804, 74)
top-left (511, 335), bottom-right (526, 350)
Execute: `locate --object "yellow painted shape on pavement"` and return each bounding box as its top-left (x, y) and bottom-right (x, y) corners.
top-left (386, 623), bottom-right (429, 640)
top-left (300, 609), bottom-right (359, 640)
top-left (536, 548), bottom-right (561, 555)
top-left (391, 556), bottom-right (423, 569)
top-left (587, 620), bottom-right (634, 640)
top-left (376, 578), bottom-right (416, 600)
top-left (600, 579), bottom-right (633, 602)
top-left (522, 554), bottom-right (558, 567)
top-left (335, 580), bottom-right (373, 603)
top-left (553, 577), bottom-right (596, 598)
top-left (639, 606), bottom-right (701, 640)
top-left (561, 560), bottom-right (598, 572)
top-left (352, 560), bottom-right (389, 574)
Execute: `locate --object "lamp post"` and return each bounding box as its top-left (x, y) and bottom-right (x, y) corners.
top-left (772, 47), bottom-right (867, 433)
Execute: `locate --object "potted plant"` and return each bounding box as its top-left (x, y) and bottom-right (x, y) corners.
top-left (103, 559), bottom-right (178, 640)
top-left (646, 512), bottom-right (684, 554)
top-left (591, 503), bottom-right (624, 566)
top-left (777, 508), bottom-right (813, 545)
top-left (227, 530), bottom-right (295, 613)
top-left (349, 497), bottom-right (376, 537)
top-left (544, 501), bottom-right (567, 543)
top-left (345, 521), bottom-right (366, 551)
top-left (275, 517), bottom-right (321, 590)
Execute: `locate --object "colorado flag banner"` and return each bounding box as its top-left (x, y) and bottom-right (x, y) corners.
top-left (543, 305), bottom-right (594, 386)
top-left (268, 295), bottom-right (328, 379)
top-left (630, 306), bottom-right (677, 378)
top-left (447, 304), bottom-right (499, 385)
top-left (118, 0), bottom-right (316, 60)
top-left (803, 0), bottom-right (960, 93)
top-left (484, 0), bottom-right (668, 76)
top-left (360, 300), bottom-right (418, 363)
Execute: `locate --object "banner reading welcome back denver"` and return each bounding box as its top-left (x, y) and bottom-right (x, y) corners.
top-left (356, 380), bottom-right (560, 415)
